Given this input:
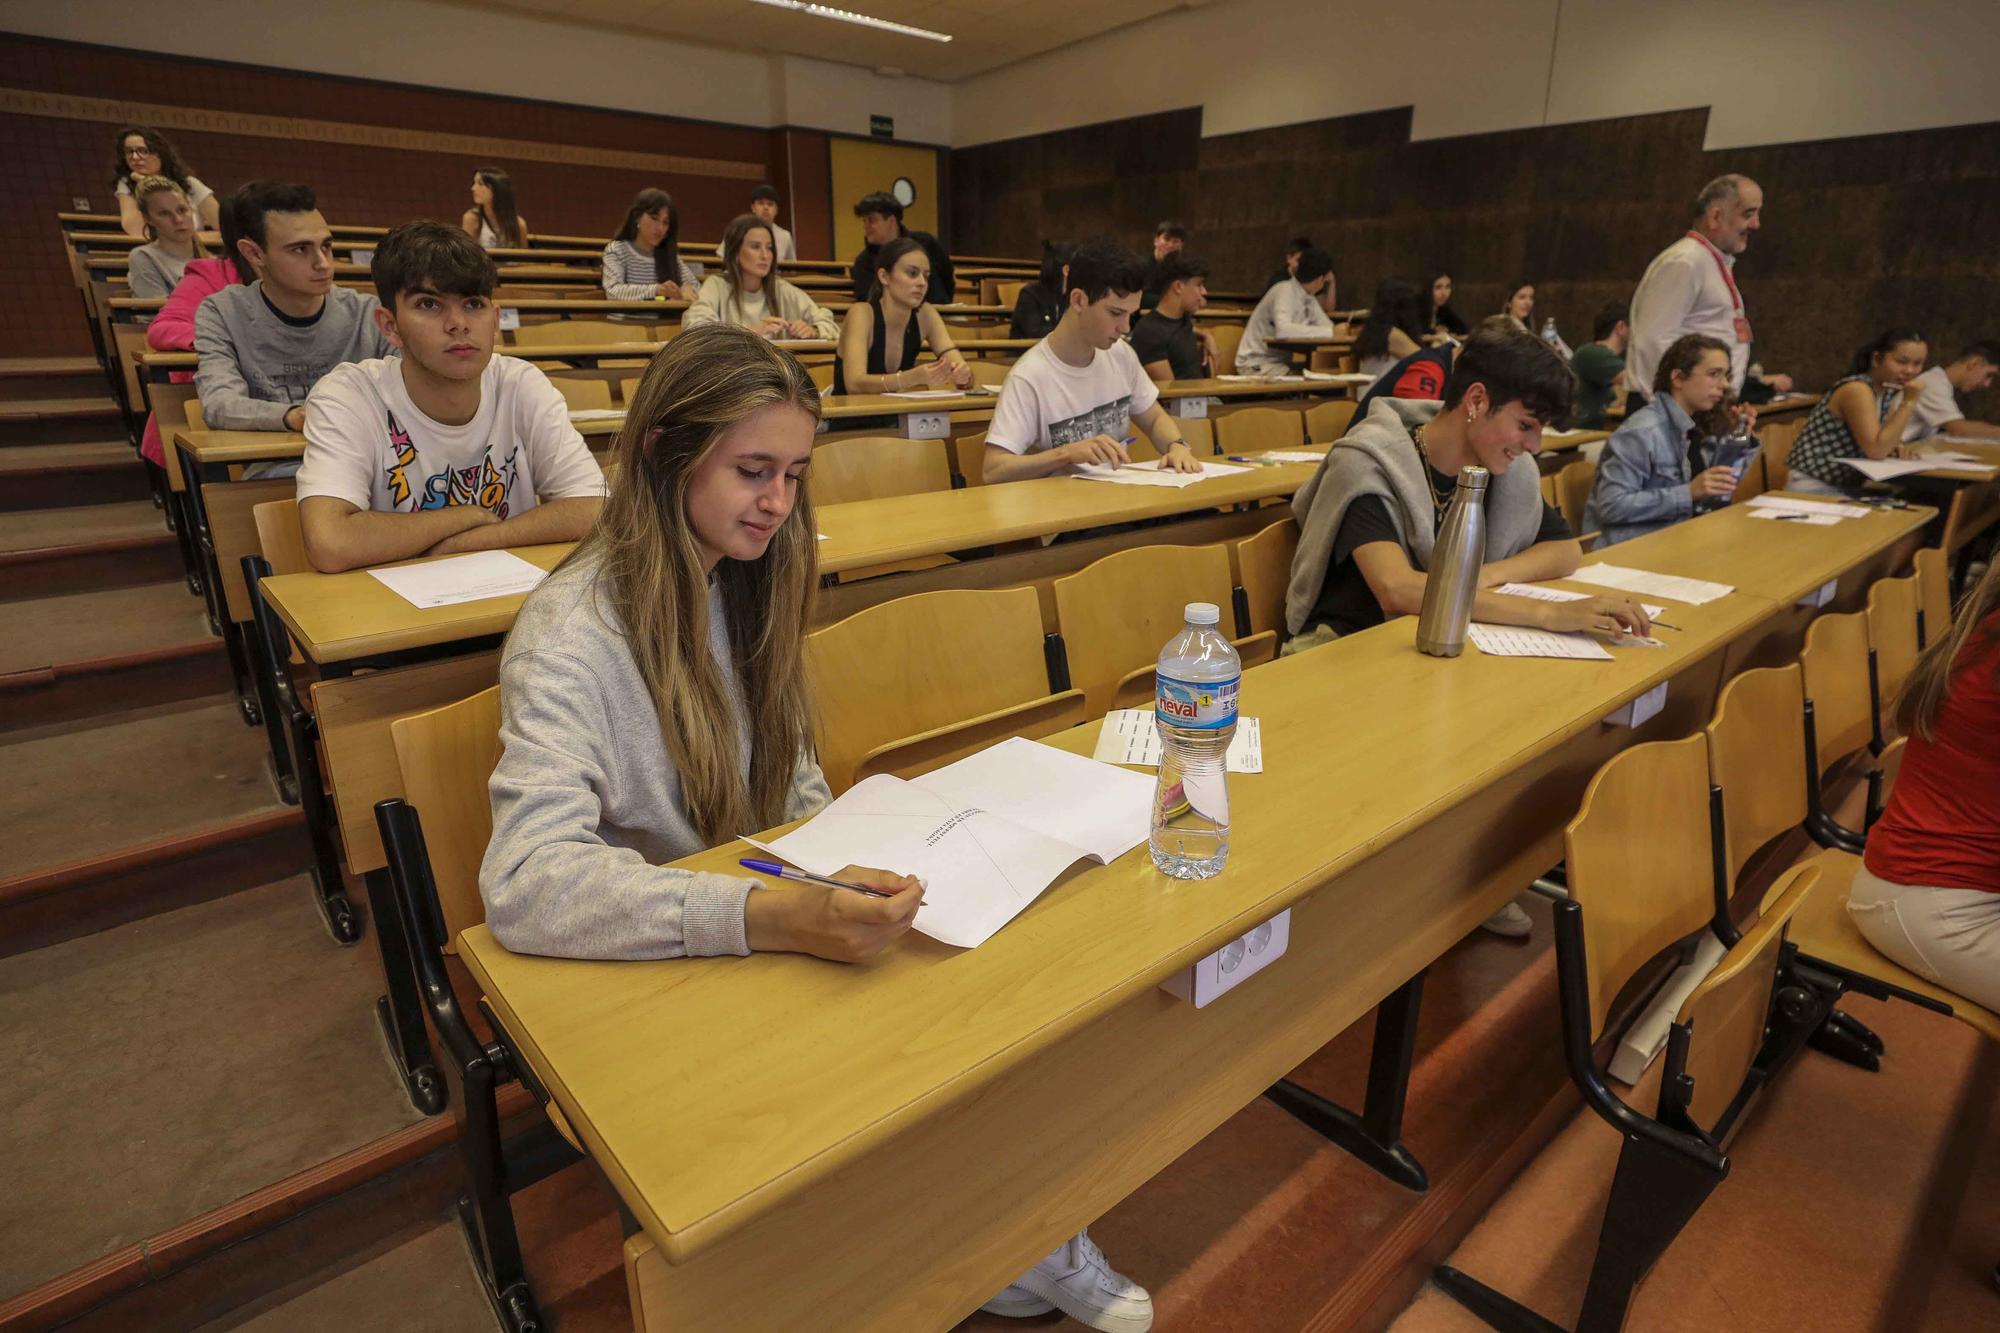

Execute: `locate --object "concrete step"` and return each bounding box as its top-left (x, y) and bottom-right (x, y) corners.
top-left (0, 500), bottom-right (180, 599)
top-left (0, 440), bottom-right (149, 510)
top-left (0, 397), bottom-right (127, 448)
top-left (0, 357), bottom-right (108, 402)
top-left (0, 580), bottom-right (228, 729)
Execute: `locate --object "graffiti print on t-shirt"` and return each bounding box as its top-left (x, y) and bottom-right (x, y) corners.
top-left (1047, 397), bottom-right (1133, 447)
top-left (381, 410), bottom-right (520, 518)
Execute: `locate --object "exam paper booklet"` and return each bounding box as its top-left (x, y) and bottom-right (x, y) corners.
top-left (880, 389), bottom-right (965, 399)
top-left (1746, 509), bottom-right (1841, 526)
top-left (565, 408), bottom-right (625, 422)
top-left (1495, 583), bottom-right (1666, 621)
top-left (1071, 461), bottom-right (1251, 488)
top-left (367, 550), bottom-right (548, 609)
top-left (1848, 450), bottom-right (1999, 479)
top-left (745, 738), bottom-right (1153, 948)
top-left (1091, 710), bottom-right (1263, 772)
top-left (1747, 494), bottom-right (1871, 520)
top-left (1467, 624), bottom-right (1666, 659)
top-left (1568, 563), bottom-right (1734, 605)
top-left (1250, 450), bottom-right (1330, 464)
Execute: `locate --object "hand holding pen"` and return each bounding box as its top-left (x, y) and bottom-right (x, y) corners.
top-left (740, 858), bottom-right (926, 962)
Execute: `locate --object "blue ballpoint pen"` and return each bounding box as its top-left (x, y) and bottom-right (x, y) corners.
top-left (1226, 455), bottom-right (1285, 466)
top-left (738, 857), bottom-right (896, 898)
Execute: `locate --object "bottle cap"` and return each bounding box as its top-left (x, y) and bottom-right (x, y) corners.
top-left (1457, 465), bottom-right (1490, 490)
top-left (1184, 602), bottom-right (1220, 626)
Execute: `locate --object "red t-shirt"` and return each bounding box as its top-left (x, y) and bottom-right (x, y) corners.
top-left (1865, 615), bottom-right (2000, 892)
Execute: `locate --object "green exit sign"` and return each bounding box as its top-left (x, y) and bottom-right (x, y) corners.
top-left (870, 114), bottom-right (894, 139)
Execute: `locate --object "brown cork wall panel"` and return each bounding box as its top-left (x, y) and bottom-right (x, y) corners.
top-left (953, 104), bottom-right (2000, 404)
top-left (0, 34), bottom-right (786, 359)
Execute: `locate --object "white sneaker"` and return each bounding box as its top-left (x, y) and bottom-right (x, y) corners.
top-left (980, 1282), bottom-right (1056, 1317)
top-left (1480, 898), bottom-right (1533, 939)
top-left (1015, 1228), bottom-right (1153, 1332)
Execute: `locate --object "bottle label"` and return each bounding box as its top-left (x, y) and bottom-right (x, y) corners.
top-left (1156, 671), bottom-right (1238, 731)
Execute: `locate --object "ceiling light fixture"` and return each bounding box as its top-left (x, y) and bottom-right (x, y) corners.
top-left (748, 0), bottom-right (953, 43)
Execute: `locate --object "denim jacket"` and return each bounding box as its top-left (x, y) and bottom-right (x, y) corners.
top-left (1582, 395), bottom-right (1699, 547)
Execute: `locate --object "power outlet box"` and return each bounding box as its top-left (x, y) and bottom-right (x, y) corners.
top-left (901, 411), bottom-right (950, 439)
top-left (1161, 909), bottom-right (1291, 1008)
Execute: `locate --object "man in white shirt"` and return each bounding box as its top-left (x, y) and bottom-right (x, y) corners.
top-left (296, 221), bottom-right (607, 573)
top-left (716, 184), bottom-right (796, 264)
top-left (1902, 340), bottom-right (2000, 441)
top-left (1627, 174), bottom-right (1793, 402)
top-left (1235, 248), bottom-right (1337, 376)
top-left (983, 237), bottom-right (1200, 483)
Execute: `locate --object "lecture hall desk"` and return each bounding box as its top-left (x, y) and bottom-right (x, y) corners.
top-left (452, 498), bottom-right (1928, 1332)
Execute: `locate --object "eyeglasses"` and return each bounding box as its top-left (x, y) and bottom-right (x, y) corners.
top-left (124, 146), bottom-right (156, 159)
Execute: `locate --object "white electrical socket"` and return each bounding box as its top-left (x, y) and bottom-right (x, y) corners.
top-left (900, 411), bottom-right (949, 439)
top-left (1170, 395), bottom-right (1210, 419)
top-left (1604, 681), bottom-right (1668, 730)
top-left (1160, 909), bottom-right (1291, 1008)
top-left (1797, 579), bottom-right (1837, 609)
top-left (498, 307), bottom-right (521, 332)
top-left (349, 247), bottom-right (375, 267)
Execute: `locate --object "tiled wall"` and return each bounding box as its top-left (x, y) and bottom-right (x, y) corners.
top-left (0, 35), bottom-right (826, 360)
top-left (953, 104), bottom-right (2000, 399)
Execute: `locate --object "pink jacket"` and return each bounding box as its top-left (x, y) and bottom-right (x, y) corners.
top-left (141, 257), bottom-right (245, 464)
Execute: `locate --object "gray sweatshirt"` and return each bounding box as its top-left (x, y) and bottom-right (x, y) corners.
top-left (127, 242), bottom-right (192, 299)
top-left (479, 550), bottom-right (831, 960)
top-left (193, 282), bottom-right (393, 431)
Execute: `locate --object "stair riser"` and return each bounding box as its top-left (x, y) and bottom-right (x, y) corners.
top-left (0, 417), bottom-right (127, 448)
top-left (0, 647), bottom-right (233, 733)
top-left (0, 466), bottom-right (150, 512)
top-left (0, 373), bottom-right (111, 402)
top-left (0, 542), bottom-right (185, 601)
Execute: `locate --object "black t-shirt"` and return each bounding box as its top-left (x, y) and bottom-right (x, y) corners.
top-left (1307, 481), bottom-right (1573, 637)
top-left (1130, 310), bottom-right (1204, 380)
top-left (850, 229), bottom-right (956, 305)
top-left (1010, 283), bottom-right (1063, 340)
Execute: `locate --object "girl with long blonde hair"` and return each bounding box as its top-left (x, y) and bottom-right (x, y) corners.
top-left (479, 323), bottom-right (921, 963)
top-left (1850, 552), bottom-right (2000, 1011)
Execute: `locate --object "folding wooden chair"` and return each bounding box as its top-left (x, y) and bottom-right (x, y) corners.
top-left (808, 436), bottom-right (953, 505)
top-left (1437, 733), bottom-right (1830, 1333)
top-left (1233, 517), bottom-right (1299, 639)
top-left (1556, 459), bottom-right (1595, 543)
top-left (1912, 547), bottom-right (1951, 648)
top-left (806, 587), bottom-right (1083, 793)
top-left (1305, 398), bottom-right (1357, 444)
top-left (1865, 575), bottom-right (1920, 737)
top-left (1206, 323), bottom-right (1243, 376)
top-left (1214, 406), bottom-right (1305, 455)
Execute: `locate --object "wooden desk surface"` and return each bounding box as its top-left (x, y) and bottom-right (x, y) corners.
top-left (1537, 428), bottom-right (1611, 456)
top-left (455, 582), bottom-right (1775, 1279)
top-left (1583, 493), bottom-right (1933, 605)
top-left (256, 457), bottom-right (1321, 664)
top-left (1909, 437), bottom-right (2000, 481)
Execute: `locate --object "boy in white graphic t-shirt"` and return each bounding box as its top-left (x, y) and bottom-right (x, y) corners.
top-left (982, 236), bottom-right (1201, 484)
top-left (296, 220), bottom-right (607, 573)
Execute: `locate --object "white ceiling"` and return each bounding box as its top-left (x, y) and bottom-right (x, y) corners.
top-left (485, 0), bottom-right (1198, 82)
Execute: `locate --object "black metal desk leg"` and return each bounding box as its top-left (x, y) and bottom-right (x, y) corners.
top-left (361, 867), bottom-right (447, 1115)
top-left (1265, 970), bottom-right (1430, 1192)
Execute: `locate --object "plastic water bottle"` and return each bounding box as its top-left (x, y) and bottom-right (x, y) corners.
top-left (1150, 603), bottom-right (1240, 880)
top-left (1539, 316), bottom-right (1560, 347)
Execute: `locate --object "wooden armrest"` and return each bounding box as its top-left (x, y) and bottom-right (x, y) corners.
top-left (1109, 631), bottom-right (1278, 712)
top-left (852, 690), bottom-right (1087, 785)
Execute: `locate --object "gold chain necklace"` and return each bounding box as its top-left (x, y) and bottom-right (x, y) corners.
top-left (1410, 422), bottom-right (1452, 530)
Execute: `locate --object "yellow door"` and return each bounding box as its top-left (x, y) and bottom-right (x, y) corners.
top-left (828, 138), bottom-right (942, 266)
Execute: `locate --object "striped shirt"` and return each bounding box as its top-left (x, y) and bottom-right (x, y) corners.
top-left (600, 240), bottom-right (701, 301)
top-left (1786, 373), bottom-right (1891, 492)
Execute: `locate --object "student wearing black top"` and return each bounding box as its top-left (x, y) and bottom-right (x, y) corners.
top-left (1349, 342), bottom-right (1459, 420)
top-left (834, 236), bottom-right (970, 396)
top-left (848, 192), bottom-right (954, 306)
top-left (1267, 236), bottom-right (1313, 291)
top-left (1140, 220), bottom-right (1188, 308)
top-left (1010, 241), bottom-right (1070, 340)
top-left (1427, 271), bottom-right (1469, 338)
top-left (1130, 253), bottom-right (1214, 382)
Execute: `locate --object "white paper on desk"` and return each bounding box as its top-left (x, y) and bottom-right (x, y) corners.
top-left (1494, 583), bottom-right (1666, 621)
top-left (1467, 624), bottom-right (1612, 660)
top-left (972, 384), bottom-right (1002, 395)
top-left (1091, 710), bottom-right (1262, 772)
top-left (1218, 373), bottom-right (1304, 383)
top-left (750, 738), bottom-right (1152, 948)
top-left (1542, 429), bottom-right (1587, 439)
top-left (1071, 461), bottom-right (1251, 488)
top-left (1253, 450), bottom-right (1329, 464)
top-left (880, 389), bottom-right (963, 399)
top-left (1746, 508), bottom-right (1842, 526)
top-left (1747, 494), bottom-right (1870, 520)
top-left (565, 408), bottom-right (625, 422)
top-left (366, 550), bottom-right (547, 609)
top-left (1915, 451), bottom-right (1997, 473)
top-left (1568, 564), bottom-right (1734, 606)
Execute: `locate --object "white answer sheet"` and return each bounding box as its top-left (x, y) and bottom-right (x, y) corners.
top-left (1466, 624), bottom-right (1612, 660)
top-left (1567, 564), bottom-right (1734, 606)
top-left (367, 550), bottom-right (548, 609)
top-left (1494, 583), bottom-right (1666, 621)
top-left (1091, 711), bottom-right (1263, 772)
top-left (1747, 495), bottom-right (1871, 519)
top-left (1746, 509), bottom-right (1841, 526)
top-left (1071, 461), bottom-right (1250, 488)
top-left (748, 738), bottom-right (1153, 949)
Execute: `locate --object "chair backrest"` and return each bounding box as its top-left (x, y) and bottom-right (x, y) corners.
top-left (618, 376), bottom-right (644, 405)
top-left (1053, 543), bottom-right (1237, 716)
top-left (809, 436), bottom-right (952, 505)
top-left (252, 499), bottom-right (310, 576)
top-left (1305, 398), bottom-right (1357, 444)
top-left (965, 359), bottom-right (1010, 388)
top-left (996, 280), bottom-right (1027, 310)
top-left (1177, 418), bottom-right (1216, 456)
top-left (553, 377), bottom-right (613, 411)
top-left (807, 362), bottom-right (836, 391)
top-left (1556, 459), bottom-right (1594, 539)
top-left (805, 587), bottom-right (1058, 793)
top-left (1215, 406), bottom-right (1305, 455)
top-left (1236, 518), bottom-right (1299, 638)
top-left (1912, 547), bottom-right (1951, 648)
top-left (1867, 575), bottom-right (1921, 713)
top-left (185, 399), bottom-right (207, 431)
top-left (511, 318), bottom-right (650, 347)
top-left (1705, 663), bottom-right (1810, 892)
top-left (1759, 419), bottom-right (1798, 490)
top-left (955, 429), bottom-right (989, 486)
top-left (207, 479), bottom-right (301, 622)
top-left (1564, 733), bottom-right (1720, 1042)
top-left (1207, 323), bottom-right (1243, 376)
top-left (1799, 611), bottom-right (1874, 776)
top-left (1731, 448), bottom-right (1770, 503)
top-left (389, 686), bottom-right (503, 946)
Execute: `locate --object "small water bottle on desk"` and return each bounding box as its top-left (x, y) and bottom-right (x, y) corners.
top-left (1150, 602), bottom-right (1240, 880)
top-left (1416, 465), bottom-right (1489, 657)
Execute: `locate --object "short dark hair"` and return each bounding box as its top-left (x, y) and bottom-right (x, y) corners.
top-left (1037, 239), bottom-right (1073, 291)
top-left (1064, 236), bottom-right (1147, 305)
top-left (1441, 326), bottom-right (1576, 427)
top-left (1293, 248), bottom-right (1334, 285)
top-left (751, 183), bottom-right (780, 204)
top-left (1155, 220), bottom-right (1188, 242)
top-left (1155, 253), bottom-right (1208, 288)
top-left (217, 188), bottom-right (255, 285)
top-left (1592, 302), bottom-right (1630, 342)
top-left (234, 180), bottom-right (318, 249)
top-left (1955, 339), bottom-right (2000, 365)
top-left (854, 191), bottom-right (903, 222)
top-left (1850, 327), bottom-right (1927, 376)
top-left (1286, 236), bottom-right (1313, 256)
top-left (1652, 333), bottom-right (1731, 397)
top-left (373, 220), bottom-right (497, 310)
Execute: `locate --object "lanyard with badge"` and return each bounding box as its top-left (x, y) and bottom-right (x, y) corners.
top-left (1685, 230), bottom-right (1752, 346)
